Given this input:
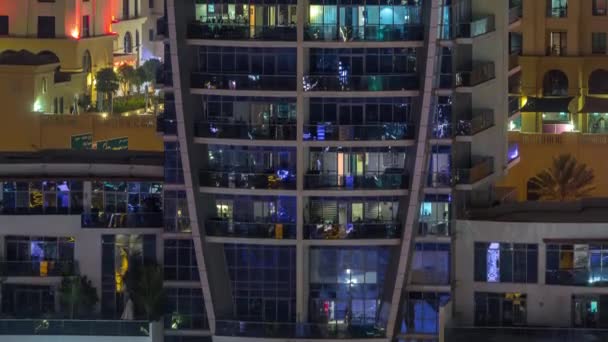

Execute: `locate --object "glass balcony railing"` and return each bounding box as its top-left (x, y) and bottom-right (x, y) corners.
top-left (507, 142), bottom-right (519, 163)
top-left (304, 222), bottom-right (400, 239)
top-left (453, 157), bottom-right (494, 184)
top-left (546, 268), bottom-right (608, 287)
top-left (428, 171), bottom-right (452, 187)
top-left (455, 62), bottom-right (495, 87)
top-left (303, 123), bottom-right (415, 141)
top-left (509, 52), bottom-right (520, 71)
top-left (304, 24), bottom-right (423, 42)
top-left (81, 212), bottom-right (163, 228)
top-left (188, 22), bottom-right (297, 41)
top-left (205, 220), bottom-right (296, 239)
top-left (304, 171), bottom-right (408, 190)
top-left (509, 5), bottom-right (523, 23)
top-left (303, 75), bottom-right (418, 92)
top-left (418, 220), bottom-right (450, 236)
top-left (0, 319), bottom-right (150, 336)
top-left (199, 170), bottom-right (297, 190)
top-left (215, 320), bottom-right (385, 339)
top-left (191, 73), bottom-right (297, 91)
top-left (457, 16), bottom-right (495, 38)
top-left (0, 260), bottom-right (77, 277)
top-left (195, 122), bottom-right (297, 140)
top-left (508, 96), bottom-right (520, 117)
top-left (456, 111), bottom-right (495, 136)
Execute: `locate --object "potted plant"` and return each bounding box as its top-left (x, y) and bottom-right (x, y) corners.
top-left (58, 275), bottom-right (99, 319)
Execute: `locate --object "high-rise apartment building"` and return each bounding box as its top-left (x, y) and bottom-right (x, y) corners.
top-left (500, 0), bottom-right (608, 199)
top-left (161, 0), bottom-right (509, 341)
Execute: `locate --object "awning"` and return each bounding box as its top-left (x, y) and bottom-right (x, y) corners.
top-left (579, 96), bottom-right (608, 113)
top-left (520, 97), bottom-right (573, 113)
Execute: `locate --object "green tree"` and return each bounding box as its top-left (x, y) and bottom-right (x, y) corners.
top-left (528, 153), bottom-right (595, 201)
top-left (134, 66), bottom-right (147, 94)
top-left (140, 59), bottom-right (162, 113)
top-left (125, 260), bottom-right (165, 321)
top-left (95, 68), bottom-right (119, 114)
top-left (59, 275), bottom-right (99, 319)
top-left (117, 64), bottom-right (136, 96)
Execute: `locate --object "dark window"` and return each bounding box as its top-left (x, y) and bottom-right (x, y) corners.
top-left (82, 15), bottom-right (90, 37)
top-left (0, 16), bottom-right (8, 35)
top-left (37, 16), bottom-right (56, 38)
top-left (589, 69), bottom-right (608, 94)
top-left (474, 242), bottom-right (538, 283)
top-left (149, 0), bottom-right (154, 8)
top-left (593, 0), bottom-right (608, 15)
top-left (402, 292), bottom-right (450, 334)
top-left (123, 0), bottom-right (130, 19)
top-left (475, 292), bottom-right (527, 326)
top-left (164, 288), bottom-right (209, 330)
top-left (149, 29), bottom-right (154, 41)
top-left (542, 69), bottom-right (568, 96)
top-left (163, 239), bottom-right (199, 281)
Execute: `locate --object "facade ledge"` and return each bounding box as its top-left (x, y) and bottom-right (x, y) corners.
top-left (205, 236), bottom-right (296, 245)
top-left (191, 89), bottom-right (296, 97)
top-left (199, 187), bottom-right (297, 197)
top-left (302, 189), bottom-right (409, 197)
top-left (303, 239), bottom-right (401, 246)
top-left (194, 137), bottom-right (297, 147)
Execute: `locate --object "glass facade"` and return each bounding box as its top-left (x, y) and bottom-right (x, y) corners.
top-left (546, 243), bottom-right (608, 286)
top-left (4, 236), bottom-right (75, 276)
top-left (474, 292), bottom-right (527, 327)
top-left (1, 284), bottom-right (55, 318)
top-left (164, 239), bottom-right (199, 281)
top-left (224, 244), bottom-right (297, 322)
top-left (309, 247), bottom-right (390, 329)
top-left (165, 288), bottom-right (209, 330)
top-left (411, 243), bottom-right (450, 285)
top-left (474, 242), bottom-right (538, 284)
top-left (401, 292), bottom-right (450, 334)
top-left (0, 180), bottom-right (83, 214)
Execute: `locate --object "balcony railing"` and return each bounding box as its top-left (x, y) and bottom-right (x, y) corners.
top-left (507, 142), bottom-right (519, 163)
top-left (456, 110), bottom-right (495, 136)
top-left (191, 73), bottom-right (297, 91)
top-left (199, 170), bottom-right (297, 190)
top-left (508, 96), bottom-right (520, 116)
top-left (195, 122), bottom-right (297, 140)
top-left (453, 157), bottom-right (494, 184)
top-left (303, 123), bottom-right (415, 141)
top-left (215, 320), bottom-right (385, 339)
top-left (205, 220), bottom-right (297, 239)
top-left (188, 22), bottom-right (297, 41)
top-left (455, 62), bottom-right (495, 87)
top-left (157, 115), bottom-right (177, 135)
top-left (509, 5), bottom-right (523, 23)
top-left (418, 220), bottom-right (450, 236)
top-left (304, 171), bottom-right (408, 190)
top-left (0, 260), bottom-right (77, 277)
top-left (508, 52), bottom-right (520, 71)
top-left (81, 212), bottom-right (163, 228)
top-left (303, 74), bottom-right (418, 92)
top-left (456, 16), bottom-right (495, 38)
top-left (304, 222), bottom-right (400, 239)
top-left (304, 24), bottom-right (424, 42)
top-left (546, 268), bottom-right (608, 287)
top-left (428, 171), bottom-right (452, 187)
top-left (0, 319), bottom-right (150, 336)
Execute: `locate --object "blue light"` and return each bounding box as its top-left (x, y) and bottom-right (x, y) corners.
top-left (276, 169), bottom-right (290, 180)
top-left (209, 124), bottom-right (219, 134)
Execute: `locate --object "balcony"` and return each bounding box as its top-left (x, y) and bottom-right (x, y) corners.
top-left (191, 73), bottom-right (297, 91)
top-left (508, 96), bottom-right (520, 117)
top-left (205, 219), bottom-right (296, 239)
top-left (0, 260), bottom-right (77, 277)
top-left (215, 320), bottom-right (385, 339)
top-left (455, 16), bottom-right (495, 38)
top-left (508, 52), bottom-right (520, 72)
top-left (304, 171), bottom-right (408, 190)
top-left (303, 74), bottom-right (418, 92)
top-left (304, 222), bottom-right (400, 239)
top-left (456, 110), bottom-right (495, 137)
top-left (188, 22), bottom-right (297, 41)
top-left (199, 170), bottom-right (296, 190)
top-left (453, 157), bottom-right (494, 185)
top-left (303, 123), bottom-right (415, 141)
top-left (304, 24), bottom-right (423, 42)
top-left (546, 268), bottom-right (608, 287)
top-left (509, 5), bottom-right (523, 24)
top-left (156, 115), bottom-right (177, 135)
top-left (81, 212), bottom-right (163, 228)
top-left (455, 62), bottom-right (495, 88)
top-left (428, 171), bottom-right (452, 187)
top-left (196, 122), bottom-right (297, 141)
top-left (0, 319), bottom-right (150, 337)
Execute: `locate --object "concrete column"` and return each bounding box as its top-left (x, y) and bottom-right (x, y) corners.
top-left (83, 181), bottom-right (92, 214)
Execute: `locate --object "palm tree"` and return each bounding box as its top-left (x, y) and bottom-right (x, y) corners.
top-left (528, 153), bottom-right (595, 201)
top-left (58, 275), bottom-right (99, 319)
top-left (124, 258), bottom-right (165, 321)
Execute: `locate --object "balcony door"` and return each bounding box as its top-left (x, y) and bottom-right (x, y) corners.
top-left (338, 6), bottom-right (365, 41)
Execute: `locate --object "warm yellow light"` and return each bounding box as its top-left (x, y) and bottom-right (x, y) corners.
top-left (101, 113), bottom-right (108, 119)
top-left (70, 27), bottom-right (80, 39)
top-left (309, 6), bottom-right (322, 21)
top-left (33, 99), bottom-right (42, 112)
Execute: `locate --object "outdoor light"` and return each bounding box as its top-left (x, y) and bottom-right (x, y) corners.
top-left (33, 100), bottom-right (42, 112)
top-left (71, 27), bottom-right (80, 39)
